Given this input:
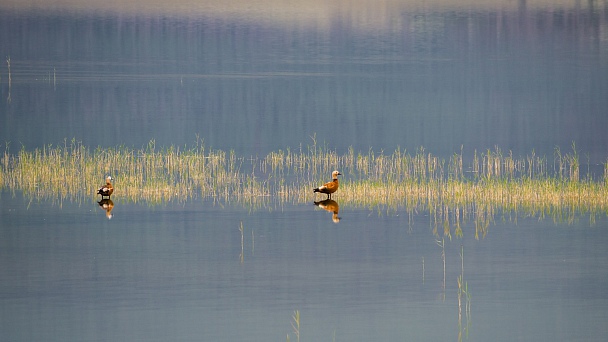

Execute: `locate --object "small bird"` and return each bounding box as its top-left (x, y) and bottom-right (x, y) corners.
top-left (97, 176), bottom-right (114, 199)
top-left (313, 170), bottom-right (341, 199)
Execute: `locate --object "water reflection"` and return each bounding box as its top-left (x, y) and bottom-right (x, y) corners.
top-left (314, 199), bottom-right (341, 223)
top-left (1, 2), bottom-right (607, 341)
top-left (1, 141), bottom-right (607, 236)
top-left (5, 56), bottom-right (11, 104)
top-left (0, 1), bottom-right (606, 158)
top-left (97, 198), bottom-right (114, 219)
top-left (457, 245), bottom-right (472, 342)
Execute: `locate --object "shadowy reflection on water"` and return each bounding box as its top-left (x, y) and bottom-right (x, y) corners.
top-left (314, 199), bottom-right (341, 223)
top-left (1, 1), bottom-right (607, 159)
top-left (1, 0), bottom-right (608, 340)
top-left (1, 192), bottom-right (607, 341)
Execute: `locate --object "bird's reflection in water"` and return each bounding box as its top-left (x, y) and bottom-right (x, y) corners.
top-left (97, 199), bottom-right (114, 219)
top-left (314, 199), bottom-right (341, 223)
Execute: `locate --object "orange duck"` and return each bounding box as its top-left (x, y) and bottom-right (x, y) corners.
top-left (97, 176), bottom-right (114, 199)
top-left (313, 170), bottom-right (341, 199)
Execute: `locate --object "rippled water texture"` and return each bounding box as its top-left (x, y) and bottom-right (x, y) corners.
top-left (1, 0), bottom-right (607, 159)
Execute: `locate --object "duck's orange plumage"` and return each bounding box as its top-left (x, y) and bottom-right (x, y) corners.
top-left (97, 176), bottom-right (114, 199)
top-left (314, 199), bottom-right (341, 223)
top-left (313, 170), bottom-right (341, 199)
top-left (98, 199), bottom-right (114, 219)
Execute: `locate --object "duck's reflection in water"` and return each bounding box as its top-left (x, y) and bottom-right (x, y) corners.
top-left (97, 199), bottom-right (114, 219)
top-left (314, 199), bottom-right (341, 223)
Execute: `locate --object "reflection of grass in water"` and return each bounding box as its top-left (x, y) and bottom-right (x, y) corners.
top-left (1, 139), bottom-right (265, 205)
top-left (2, 139), bottom-right (607, 234)
top-left (458, 245), bottom-right (471, 342)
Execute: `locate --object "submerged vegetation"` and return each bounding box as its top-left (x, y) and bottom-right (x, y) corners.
top-left (1, 139), bottom-right (607, 236)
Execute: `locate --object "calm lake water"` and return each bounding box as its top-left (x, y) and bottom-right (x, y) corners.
top-left (1, 0), bottom-right (608, 341)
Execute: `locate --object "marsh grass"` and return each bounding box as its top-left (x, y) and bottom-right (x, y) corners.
top-left (288, 310), bottom-right (300, 342)
top-left (1, 139), bottom-right (607, 235)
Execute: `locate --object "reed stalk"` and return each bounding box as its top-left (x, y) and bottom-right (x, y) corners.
top-left (6, 56), bottom-right (11, 103)
top-left (1, 140), bottom-right (606, 236)
top-left (291, 310), bottom-right (300, 342)
top-left (457, 246), bottom-right (471, 342)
